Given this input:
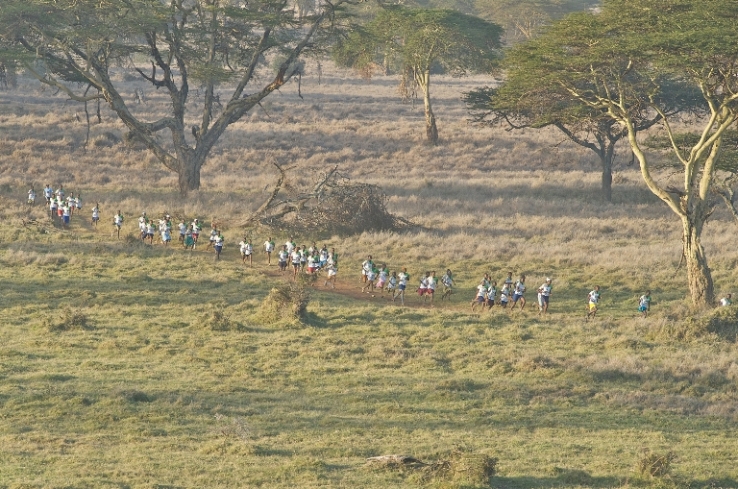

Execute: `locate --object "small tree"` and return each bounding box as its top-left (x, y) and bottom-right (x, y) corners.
top-left (503, 1), bottom-right (738, 307)
top-left (0, 0), bottom-right (349, 194)
top-left (334, 6), bottom-right (502, 144)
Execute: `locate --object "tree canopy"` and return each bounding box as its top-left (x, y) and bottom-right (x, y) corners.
top-left (334, 6), bottom-right (502, 144)
top-left (0, 0), bottom-right (349, 193)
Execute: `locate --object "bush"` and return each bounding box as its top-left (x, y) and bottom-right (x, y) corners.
top-left (637, 449), bottom-right (675, 478)
top-left (203, 302), bottom-right (237, 331)
top-left (257, 274), bottom-right (313, 324)
top-left (45, 308), bottom-right (91, 332)
top-left (648, 306), bottom-right (738, 342)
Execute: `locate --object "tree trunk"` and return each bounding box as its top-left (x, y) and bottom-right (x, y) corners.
top-left (600, 144), bottom-right (614, 203)
top-left (682, 214), bottom-right (714, 308)
top-left (177, 154), bottom-right (202, 194)
top-left (421, 79), bottom-right (438, 145)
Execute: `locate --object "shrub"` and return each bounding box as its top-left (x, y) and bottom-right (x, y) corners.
top-left (637, 449), bottom-right (675, 478)
top-left (257, 274), bottom-right (313, 324)
top-left (45, 308), bottom-right (90, 332)
top-left (203, 302), bottom-right (237, 331)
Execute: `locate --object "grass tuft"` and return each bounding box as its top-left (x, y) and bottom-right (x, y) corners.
top-left (637, 448), bottom-right (676, 478)
top-left (44, 308), bottom-right (91, 332)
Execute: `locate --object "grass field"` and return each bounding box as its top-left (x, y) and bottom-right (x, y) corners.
top-left (1, 64), bottom-right (738, 488)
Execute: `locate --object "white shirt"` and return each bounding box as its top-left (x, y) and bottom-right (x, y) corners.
top-left (114, 214), bottom-right (123, 225)
top-left (514, 281), bottom-right (526, 295)
top-left (589, 290), bottom-right (600, 304)
top-left (240, 242), bottom-right (252, 254)
top-left (476, 285), bottom-right (487, 298)
top-left (291, 251), bottom-right (301, 263)
top-left (538, 284), bottom-right (552, 297)
top-left (92, 207), bottom-right (99, 219)
top-left (264, 241), bottom-right (275, 252)
top-left (398, 272), bottom-right (409, 286)
top-left (286, 242), bottom-right (295, 253)
top-left (278, 250), bottom-right (288, 261)
top-left (487, 286), bottom-right (497, 300)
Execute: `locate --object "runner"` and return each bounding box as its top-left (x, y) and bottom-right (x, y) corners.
top-left (160, 219), bottom-right (171, 246)
top-left (486, 280), bottom-right (498, 310)
top-left (286, 237), bottom-right (296, 254)
top-left (720, 293), bottom-right (732, 307)
top-left (184, 225), bottom-right (195, 250)
top-left (291, 246), bottom-right (302, 278)
top-left (61, 202), bottom-right (71, 228)
top-left (417, 272), bottom-right (429, 300)
top-left (375, 265), bottom-right (389, 291)
top-left (49, 194), bottom-right (58, 220)
top-left (638, 290), bottom-right (652, 317)
top-left (214, 231), bottom-right (224, 260)
top-left (587, 285), bottom-right (601, 319)
top-left (113, 210), bottom-right (124, 239)
top-left (362, 266), bottom-right (378, 294)
top-left (67, 193), bottom-right (76, 215)
top-left (537, 278), bottom-right (552, 315)
top-left (178, 220), bottom-right (187, 243)
top-left (43, 184), bottom-right (53, 203)
top-left (91, 203), bottom-right (100, 228)
top-left (471, 280), bottom-right (488, 312)
top-left (324, 262), bottom-right (337, 288)
top-left (239, 237), bottom-right (253, 265)
top-left (278, 245), bottom-right (288, 272)
top-left (386, 271), bottom-right (398, 295)
top-left (319, 245), bottom-right (329, 267)
top-left (440, 269), bottom-right (454, 300)
top-left (191, 219), bottom-right (202, 248)
top-left (27, 188), bottom-right (36, 206)
top-left (426, 271), bottom-right (437, 304)
top-left (264, 237), bottom-right (275, 265)
top-left (510, 275), bottom-right (527, 311)
top-left (394, 267), bottom-right (409, 305)
top-left (499, 282), bottom-right (511, 309)
top-left (361, 255), bottom-right (374, 284)
top-left (207, 227), bottom-right (218, 250)
top-left (145, 220), bottom-right (156, 244)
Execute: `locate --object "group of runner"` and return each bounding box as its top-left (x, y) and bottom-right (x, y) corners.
top-left (27, 190), bottom-right (735, 313)
top-left (32, 185), bottom-right (84, 228)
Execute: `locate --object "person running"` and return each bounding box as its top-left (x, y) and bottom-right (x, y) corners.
top-left (361, 255), bottom-right (374, 284)
top-left (307, 253), bottom-right (318, 273)
top-left (394, 268), bottom-right (409, 305)
top-left (207, 227), bottom-right (218, 250)
top-left (471, 280), bottom-right (487, 312)
top-left (638, 290), bottom-right (652, 317)
top-left (486, 281), bottom-right (498, 310)
top-left (441, 269), bottom-right (454, 300)
top-left (178, 221), bottom-right (187, 243)
top-left (319, 245), bottom-right (329, 268)
top-left (587, 285), bottom-right (601, 319)
top-left (239, 237), bottom-right (253, 265)
top-left (386, 271), bottom-right (398, 295)
top-left (291, 246), bottom-right (302, 278)
top-left (499, 282), bottom-right (511, 309)
top-left (321, 260), bottom-right (337, 288)
top-left (61, 202), bottom-right (71, 228)
top-left (49, 194), bottom-right (58, 220)
top-left (214, 231), bottom-right (224, 260)
top-left (145, 220), bottom-right (156, 244)
top-left (425, 271), bottom-right (437, 304)
top-left (510, 275), bottom-right (527, 311)
top-left (75, 194), bottom-right (82, 213)
top-left (113, 210), bottom-right (124, 239)
top-left (43, 184), bottom-right (53, 204)
top-left (503, 272), bottom-right (514, 290)
top-left (67, 193), bottom-right (76, 215)
top-left (720, 293), bottom-right (732, 307)
top-left (278, 245), bottom-right (288, 272)
top-left (27, 188), bottom-right (36, 206)
top-left (264, 237), bottom-right (275, 265)
top-left (285, 237), bottom-right (296, 254)
top-left (160, 220), bottom-right (172, 246)
top-left (537, 278), bottom-right (553, 315)
top-left (191, 219), bottom-right (202, 248)
top-left (417, 272), bottom-right (430, 301)
top-left (91, 203), bottom-right (100, 228)
top-left (362, 267), bottom-right (378, 294)
top-left (55, 185), bottom-right (64, 201)
top-left (375, 265), bottom-right (389, 291)
top-left (184, 225), bottom-right (195, 250)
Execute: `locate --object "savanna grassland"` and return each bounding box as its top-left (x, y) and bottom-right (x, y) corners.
top-left (1, 63), bottom-right (738, 489)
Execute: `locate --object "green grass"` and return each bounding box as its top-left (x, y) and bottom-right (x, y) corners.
top-left (1, 219), bottom-right (738, 489)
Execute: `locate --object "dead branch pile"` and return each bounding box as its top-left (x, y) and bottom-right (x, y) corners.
top-left (246, 163), bottom-right (411, 235)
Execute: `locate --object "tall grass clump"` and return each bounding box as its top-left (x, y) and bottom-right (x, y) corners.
top-left (257, 274), bottom-right (314, 324)
top-left (44, 308), bottom-right (91, 332)
top-left (637, 449), bottom-right (675, 478)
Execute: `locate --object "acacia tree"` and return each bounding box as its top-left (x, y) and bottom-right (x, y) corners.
top-left (334, 7), bottom-right (502, 144)
top-left (508, 1), bottom-right (738, 307)
top-left (464, 65), bottom-right (700, 202)
top-left (0, 0), bottom-right (348, 193)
